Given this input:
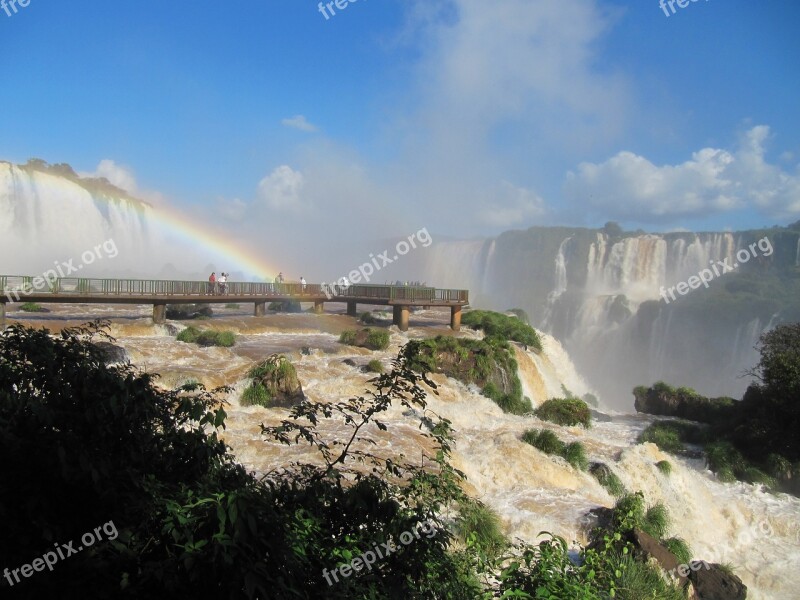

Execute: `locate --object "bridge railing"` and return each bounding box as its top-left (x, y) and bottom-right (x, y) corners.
top-left (0, 276), bottom-right (468, 304)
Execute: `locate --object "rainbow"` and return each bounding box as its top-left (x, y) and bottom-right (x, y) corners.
top-left (142, 202), bottom-right (278, 281)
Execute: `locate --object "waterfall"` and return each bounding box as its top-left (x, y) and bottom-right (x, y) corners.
top-left (0, 162), bottom-right (159, 274)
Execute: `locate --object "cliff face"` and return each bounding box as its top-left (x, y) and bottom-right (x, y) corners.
top-left (419, 224), bottom-right (800, 408)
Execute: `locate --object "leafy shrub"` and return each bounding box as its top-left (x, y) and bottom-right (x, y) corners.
top-left (241, 382), bottom-right (271, 407)
top-left (656, 460), bottom-right (673, 476)
top-left (366, 359), bottom-right (384, 373)
top-left (662, 537), bottom-right (692, 565)
top-left (461, 309), bottom-right (542, 351)
top-left (535, 398), bottom-right (592, 428)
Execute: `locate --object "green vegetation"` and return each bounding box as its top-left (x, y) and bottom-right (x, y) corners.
top-left (662, 537), bottom-right (693, 565)
top-left (655, 460), bottom-right (673, 476)
top-left (636, 324), bottom-right (800, 495)
top-left (615, 555), bottom-right (686, 600)
top-left (241, 381), bottom-right (271, 407)
top-left (638, 420), bottom-right (703, 454)
top-left (338, 328), bottom-right (390, 351)
top-left (176, 326), bottom-right (236, 347)
top-left (366, 359), bottom-right (384, 373)
top-left (590, 463), bottom-right (627, 497)
top-left (409, 335), bottom-right (531, 415)
top-left (461, 309), bottom-right (543, 351)
top-left (454, 499), bottom-right (507, 558)
top-left (19, 302), bottom-right (47, 312)
top-left (506, 308), bottom-right (530, 324)
top-left (521, 429), bottom-right (588, 471)
top-left (225, 303), bottom-right (240, 309)
top-left (0, 323), bottom-right (715, 598)
top-left (535, 397), bottom-right (592, 428)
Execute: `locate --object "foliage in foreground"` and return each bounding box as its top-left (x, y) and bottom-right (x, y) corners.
top-left (176, 325), bottom-right (236, 347)
top-left (0, 323), bottom-right (699, 599)
top-left (461, 309), bottom-right (543, 351)
top-left (535, 397), bottom-right (592, 428)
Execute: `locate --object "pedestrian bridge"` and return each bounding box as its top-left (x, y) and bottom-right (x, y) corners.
top-left (0, 276), bottom-right (469, 331)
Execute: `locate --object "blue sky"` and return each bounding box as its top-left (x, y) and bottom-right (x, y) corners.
top-left (1, 0), bottom-right (799, 249)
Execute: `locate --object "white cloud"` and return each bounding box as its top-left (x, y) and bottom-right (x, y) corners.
top-left (257, 165), bottom-right (307, 212)
top-left (281, 115), bottom-right (318, 132)
top-left (81, 159), bottom-right (139, 195)
top-left (478, 181), bottom-right (547, 227)
top-left (564, 126), bottom-right (800, 223)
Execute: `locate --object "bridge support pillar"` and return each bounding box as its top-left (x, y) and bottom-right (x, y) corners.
top-left (153, 303), bottom-right (166, 324)
top-left (313, 301), bottom-right (324, 314)
top-left (450, 305), bottom-right (462, 331)
top-left (393, 305), bottom-right (410, 331)
top-left (0, 302), bottom-right (5, 330)
top-left (347, 301), bottom-right (357, 317)
top-left (254, 301), bottom-right (266, 317)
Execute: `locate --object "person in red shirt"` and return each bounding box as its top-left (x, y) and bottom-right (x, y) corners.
top-left (208, 272), bottom-right (216, 295)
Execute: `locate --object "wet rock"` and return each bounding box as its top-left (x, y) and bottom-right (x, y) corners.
top-left (94, 342), bottom-right (128, 364)
top-left (301, 346), bottom-right (312, 355)
top-left (342, 358), bottom-right (357, 367)
top-left (689, 563), bottom-right (747, 600)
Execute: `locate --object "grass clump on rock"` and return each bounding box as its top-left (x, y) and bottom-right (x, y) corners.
top-left (366, 359), bottom-right (384, 374)
top-left (521, 429), bottom-right (588, 471)
top-left (454, 499), bottom-right (507, 558)
top-left (339, 328), bottom-right (390, 351)
top-left (245, 354), bottom-right (304, 408)
top-left (535, 397), bottom-right (592, 428)
top-left (19, 302), bottom-right (48, 312)
top-left (655, 460), bottom-right (673, 476)
top-left (409, 335), bottom-right (531, 415)
top-left (637, 420), bottom-right (703, 455)
top-left (176, 326), bottom-right (236, 347)
top-left (590, 462), bottom-right (627, 497)
top-left (461, 309), bottom-right (542, 351)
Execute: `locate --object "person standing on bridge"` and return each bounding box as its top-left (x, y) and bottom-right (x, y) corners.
top-left (300, 276), bottom-right (306, 292)
top-left (219, 272), bottom-right (227, 295)
top-left (208, 272), bottom-right (216, 295)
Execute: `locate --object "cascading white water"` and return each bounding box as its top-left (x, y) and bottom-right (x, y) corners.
top-left (0, 162), bottom-right (157, 274)
top-left (95, 311), bottom-right (798, 600)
